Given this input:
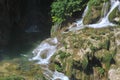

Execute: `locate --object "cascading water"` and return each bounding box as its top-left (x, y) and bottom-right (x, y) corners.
top-left (30, 37), bottom-right (69, 80)
top-left (30, 38), bottom-right (58, 64)
top-left (69, 0), bottom-right (120, 31)
top-left (68, 6), bottom-right (89, 31)
top-left (29, 0), bottom-right (120, 80)
top-left (101, 2), bottom-right (109, 17)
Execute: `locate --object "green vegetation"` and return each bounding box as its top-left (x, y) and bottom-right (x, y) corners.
top-left (88, 0), bottom-right (108, 6)
top-left (51, 0), bottom-right (88, 24)
top-left (58, 50), bottom-right (71, 59)
top-left (81, 57), bottom-right (88, 69)
top-left (90, 45), bottom-right (98, 53)
top-left (109, 7), bottom-right (120, 24)
top-left (98, 39), bottom-right (110, 50)
top-left (0, 75), bottom-right (25, 80)
top-left (88, 0), bottom-right (101, 6)
top-left (55, 64), bottom-right (63, 72)
top-left (98, 67), bottom-right (105, 75)
top-left (102, 52), bottom-right (114, 69)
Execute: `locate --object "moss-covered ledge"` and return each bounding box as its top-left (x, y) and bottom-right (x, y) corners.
top-left (50, 26), bottom-right (120, 80)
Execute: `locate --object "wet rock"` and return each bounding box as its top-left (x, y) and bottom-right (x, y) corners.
top-left (50, 26), bottom-right (120, 80)
top-left (109, 7), bottom-right (120, 24)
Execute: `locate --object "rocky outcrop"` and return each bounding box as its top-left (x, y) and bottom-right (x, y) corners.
top-left (109, 7), bottom-right (120, 24)
top-left (50, 26), bottom-right (120, 80)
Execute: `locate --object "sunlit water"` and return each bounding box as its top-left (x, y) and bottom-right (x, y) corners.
top-left (29, 38), bottom-right (69, 80)
top-left (69, 0), bottom-right (120, 31)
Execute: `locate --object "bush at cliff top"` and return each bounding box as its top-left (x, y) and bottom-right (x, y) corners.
top-left (51, 0), bottom-right (88, 24)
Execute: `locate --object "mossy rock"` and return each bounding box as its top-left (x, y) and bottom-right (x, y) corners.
top-left (50, 25), bottom-right (120, 80)
top-left (0, 58), bottom-right (46, 80)
top-left (83, 6), bottom-right (102, 24)
top-left (109, 7), bottom-right (120, 24)
top-left (83, 0), bottom-right (104, 25)
top-left (0, 75), bottom-right (25, 80)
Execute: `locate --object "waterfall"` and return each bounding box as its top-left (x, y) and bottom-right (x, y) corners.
top-left (68, 6), bottom-right (89, 31)
top-left (30, 38), bottom-right (58, 64)
top-left (88, 0), bottom-right (120, 28)
top-left (29, 38), bottom-right (69, 80)
top-left (29, 0), bottom-right (120, 80)
top-left (68, 0), bottom-right (120, 31)
top-left (101, 2), bottom-right (109, 18)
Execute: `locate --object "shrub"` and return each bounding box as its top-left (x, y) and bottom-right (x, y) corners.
top-left (51, 0), bottom-right (88, 24)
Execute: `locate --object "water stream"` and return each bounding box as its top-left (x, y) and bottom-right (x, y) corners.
top-left (69, 0), bottom-right (120, 31)
top-left (29, 38), bottom-right (69, 80)
top-left (29, 0), bottom-right (120, 80)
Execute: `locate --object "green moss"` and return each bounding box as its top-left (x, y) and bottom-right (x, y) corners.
top-left (34, 74), bottom-right (47, 80)
top-left (71, 36), bottom-right (85, 48)
top-left (91, 35), bottom-right (101, 40)
top-left (83, 0), bottom-right (104, 24)
top-left (65, 59), bottom-right (73, 77)
top-left (97, 67), bottom-right (105, 75)
top-left (88, 0), bottom-right (101, 6)
top-left (102, 53), bottom-right (113, 69)
top-left (109, 7), bottom-right (120, 24)
top-left (90, 45), bottom-right (98, 53)
top-left (98, 39), bottom-right (110, 50)
top-left (58, 50), bottom-right (71, 59)
top-left (81, 57), bottom-right (88, 69)
top-left (55, 64), bottom-right (63, 72)
top-left (0, 75), bottom-right (25, 80)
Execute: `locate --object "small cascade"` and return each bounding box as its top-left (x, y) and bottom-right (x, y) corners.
top-left (52, 71), bottom-right (69, 80)
top-left (69, 0), bottom-right (120, 31)
top-left (76, 6), bottom-right (88, 26)
top-left (30, 38), bottom-right (58, 64)
top-left (68, 6), bottom-right (88, 31)
top-left (101, 2), bottom-right (109, 18)
top-left (30, 37), bottom-right (69, 80)
top-left (88, 0), bottom-right (120, 28)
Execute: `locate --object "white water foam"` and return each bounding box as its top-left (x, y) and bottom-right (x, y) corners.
top-left (68, 0), bottom-right (120, 31)
top-left (30, 37), bottom-right (58, 64)
top-left (30, 37), bottom-right (69, 80)
top-left (68, 6), bottom-right (88, 31)
top-left (88, 0), bottom-right (120, 28)
top-left (52, 71), bottom-right (69, 80)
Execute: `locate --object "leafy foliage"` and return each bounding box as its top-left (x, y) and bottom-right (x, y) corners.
top-left (51, 0), bottom-right (87, 24)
